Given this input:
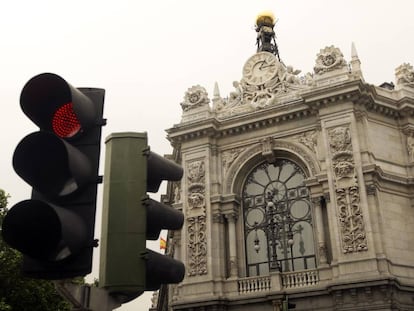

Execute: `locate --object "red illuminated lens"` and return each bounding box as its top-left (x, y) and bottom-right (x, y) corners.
top-left (52, 102), bottom-right (81, 138)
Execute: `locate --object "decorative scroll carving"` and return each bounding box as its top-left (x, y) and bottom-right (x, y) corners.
top-left (186, 159), bottom-right (208, 276)
top-left (314, 46), bottom-right (347, 75)
top-left (298, 130), bottom-right (318, 153)
top-left (336, 186), bottom-right (367, 253)
top-left (328, 126), bottom-right (368, 253)
top-left (187, 160), bottom-right (206, 210)
top-left (395, 63), bottom-right (414, 89)
top-left (222, 147), bottom-right (245, 176)
top-left (187, 215), bottom-right (208, 276)
top-left (181, 85), bottom-right (210, 111)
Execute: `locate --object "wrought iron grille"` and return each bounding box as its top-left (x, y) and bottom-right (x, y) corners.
top-left (242, 159), bottom-right (316, 276)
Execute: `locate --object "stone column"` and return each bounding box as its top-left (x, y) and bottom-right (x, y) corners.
top-left (225, 213), bottom-right (238, 277)
top-left (312, 197), bottom-right (328, 265)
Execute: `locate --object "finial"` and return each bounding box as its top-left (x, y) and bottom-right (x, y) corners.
top-left (351, 42), bottom-right (359, 59)
top-left (255, 11), bottom-right (280, 60)
top-left (213, 81), bottom-right (221, 99)
top-left (350, 42), bottom-right (363, 79)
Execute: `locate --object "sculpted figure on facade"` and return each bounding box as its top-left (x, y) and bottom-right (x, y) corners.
top-left (314, 46), bottom-right (347, 75)
top-left (216, 61), bottom-right (307, 118)
top-left (181, 85), bottom-right (210, 111)
top-left (395, 63), bottom-right (414, 89)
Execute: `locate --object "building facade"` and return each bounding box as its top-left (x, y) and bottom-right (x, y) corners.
top-left (159, 17), bottom-right (414, 311)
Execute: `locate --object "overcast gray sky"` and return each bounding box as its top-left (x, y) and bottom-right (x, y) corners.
top-left (1, 0), bottom-right (414, 309)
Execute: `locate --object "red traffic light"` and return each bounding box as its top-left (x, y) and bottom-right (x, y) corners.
top-left (52, 102), bottom-right (81, 138)
top-left (20, 73), bottom-right (97, 139)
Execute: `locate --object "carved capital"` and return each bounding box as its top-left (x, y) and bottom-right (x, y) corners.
top-left (224, 212), bottom-right (239, 223)
top-left (365, 184), bottom-right (377, 196)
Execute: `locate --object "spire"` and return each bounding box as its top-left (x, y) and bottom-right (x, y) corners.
top-left (213, 81), bottom-right (221, 99)
top-left (351, 42), bottom-right (358, 59)
top-left (255, 11), bottom-right (280, 60)
top-left (350, 42), bottom-right (363, 79)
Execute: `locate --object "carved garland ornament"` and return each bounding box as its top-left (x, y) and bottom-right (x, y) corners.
top-left (328, 126), bottom-right (368, 253)
top-left (187, 215), bottom-right (208, 276)
top-left (186, 159), bottom-right (208, 276)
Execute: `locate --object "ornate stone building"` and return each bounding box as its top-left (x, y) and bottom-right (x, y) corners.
top-left (156, 13), bottom-right (414, 311)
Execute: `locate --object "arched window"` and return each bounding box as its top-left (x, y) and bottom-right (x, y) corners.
top-left (242, 159), bottom-right (316, 276)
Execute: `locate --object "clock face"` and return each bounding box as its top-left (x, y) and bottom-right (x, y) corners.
top-left (243, 52), bottom-right (279, 85)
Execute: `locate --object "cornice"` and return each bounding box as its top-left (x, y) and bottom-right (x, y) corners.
top-left (167, 79), bottom-right (414, 145)
top-left (167, 101), bottom-right (314, 145)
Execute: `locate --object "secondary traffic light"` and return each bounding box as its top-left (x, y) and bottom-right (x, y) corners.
top-left (100, 132), bottom-right (185, 301)
top-left (2, 73), bottom-right (105, 279)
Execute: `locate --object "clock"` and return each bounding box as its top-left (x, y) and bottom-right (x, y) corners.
top-left (243, 52), bottom-right (279, 85)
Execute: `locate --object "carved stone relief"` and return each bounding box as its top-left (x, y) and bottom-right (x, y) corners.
top-left (328, 126), bottom-right (368, 253)
top-left (187, 215), bottom-right (208, 276)
top-left (395, 63), bottom-right (414, 89)
top-left (186, 159), bottom-right (208, 276)
top-left (181, 85), bottom-right (210, 111)
top-left (222, 147), bottom-right (245, 177)
top-left (187, 160), bottom-right (206, 210)
top-left (214, 64), bottom-right (308, 118)
top-left (297, 130), bottom-right (318, 154)
top-left (314, 46), bottom-right (347, 75)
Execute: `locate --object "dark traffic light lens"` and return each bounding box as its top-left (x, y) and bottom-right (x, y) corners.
top-left (52, 102), bottom-right (81, 138)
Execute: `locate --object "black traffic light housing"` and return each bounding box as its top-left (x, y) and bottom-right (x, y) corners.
top-left (2, 73), bottom-right (105, 279)
top-left (99, 132), bottom-right (185, 301)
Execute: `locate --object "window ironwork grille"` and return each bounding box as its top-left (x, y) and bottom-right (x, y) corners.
top-left (242, 159), bottom-right (316, 276)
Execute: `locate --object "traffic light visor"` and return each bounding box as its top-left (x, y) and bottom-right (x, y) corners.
top-left (13, 131), bottom-right (92, 197)
top-left (20, 73), bottom-right (96, 138)
top-left (2, 200), bottom-right (87, 261)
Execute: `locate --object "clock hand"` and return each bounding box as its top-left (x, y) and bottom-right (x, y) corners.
top-left (260, 63), bottom-right (275, 70)
top-left (258, 61), bottom-right (267, 70)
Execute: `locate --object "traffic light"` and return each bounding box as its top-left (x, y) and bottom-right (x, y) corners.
top-left (100, 132), bottom-right (185, 301)
top-left (2, 73), bottom-right (105, 279)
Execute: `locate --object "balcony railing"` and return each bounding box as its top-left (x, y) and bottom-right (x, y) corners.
top-left (238, 269), bottom-right (319, 294)
top-left (281, 269), bottom-right (319, 288)
top-left (238, 275), bottom-right (271, 294)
